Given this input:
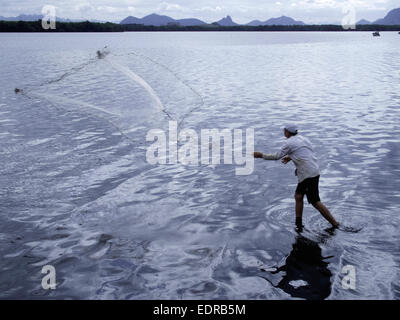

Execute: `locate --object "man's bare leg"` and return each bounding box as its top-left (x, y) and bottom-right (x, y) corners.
top-left (295, 192), bottom-right (304, 227)
top-left (312, 201), bottom-right (339, 227)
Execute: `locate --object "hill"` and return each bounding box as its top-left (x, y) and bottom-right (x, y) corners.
top-left (212, 15), bottom-right (238, 26)
top-left (120, 13), bottom-right (206, 26)
top-left (374, 8), bottom-right (400, 25)
top-left (247, 15), bottom-right (304, 26)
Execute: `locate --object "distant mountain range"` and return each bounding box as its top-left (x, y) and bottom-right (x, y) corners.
top-left (247, 16), bottom-right (305, 26)
top-left (120, 10), bottom-right (399, 26)
top-left (2, 8), bottom-right (400, 26)
top-left (120, 14), bottom-right (305, 26)
top-left (357, 8), bottom-right (400, 25)
top-left (120, 13), bottom-right (206, 26)
top-left (0, 14), bottom-right (109, 23)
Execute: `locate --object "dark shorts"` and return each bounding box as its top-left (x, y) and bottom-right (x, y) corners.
top-left (295, 175), bottom-right (321, 205)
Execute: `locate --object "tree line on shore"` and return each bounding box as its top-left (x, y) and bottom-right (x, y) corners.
top-left (1, 20), bottom-right (400, 32)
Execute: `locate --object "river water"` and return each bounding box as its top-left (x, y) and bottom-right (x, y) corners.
top-left (0, 31), bottom-right (399, 299)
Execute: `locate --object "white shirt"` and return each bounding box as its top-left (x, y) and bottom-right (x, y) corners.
top-left (262, 135), bottom-right (320, 183)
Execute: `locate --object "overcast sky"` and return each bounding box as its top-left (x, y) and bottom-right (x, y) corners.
top-left (1, 0), bottom-right (398, 24)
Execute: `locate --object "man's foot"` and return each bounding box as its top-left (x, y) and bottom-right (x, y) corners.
top-left (295, 217), bottom-right (304, 233)
top-left (324, 226), bottom-right (338, 235)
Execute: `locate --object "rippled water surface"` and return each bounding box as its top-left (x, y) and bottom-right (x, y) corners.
top-left (0, 32), bottom-right (399, 299)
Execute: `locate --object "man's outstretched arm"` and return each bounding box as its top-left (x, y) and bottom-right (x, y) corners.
top-left (254, 142), bottom-right (291, 161)
top-left (254, 152), bottom-right (291, 163)
top-left (253, 152), bottom-right (279, 160)
top-left (253, 141), bottom-right (291, 162)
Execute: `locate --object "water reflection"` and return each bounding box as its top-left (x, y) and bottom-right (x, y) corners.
top-left (262, 229), bottom-right (335, 300)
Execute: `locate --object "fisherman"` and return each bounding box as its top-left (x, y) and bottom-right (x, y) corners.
top-left (253, 124), bottom-right (339, 229)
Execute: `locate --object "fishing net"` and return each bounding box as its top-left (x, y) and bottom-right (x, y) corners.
top-left (15, 46), bottom-right (204, 145)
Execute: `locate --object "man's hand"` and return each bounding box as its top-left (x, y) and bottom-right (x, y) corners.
top-left (253, 152), bottom-right (263, 159)
top-left (281, 156), bottom-right (291, 164)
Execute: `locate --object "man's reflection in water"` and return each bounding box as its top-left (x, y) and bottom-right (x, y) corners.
top-left (262, 227), bottom-right (335, 300)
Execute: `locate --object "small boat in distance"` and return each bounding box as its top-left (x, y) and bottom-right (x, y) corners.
top-left (373, 31), bottom-right (380, 37)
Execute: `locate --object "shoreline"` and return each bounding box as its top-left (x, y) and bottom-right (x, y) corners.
top-left (1, 20), bottom-right (400, 32)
